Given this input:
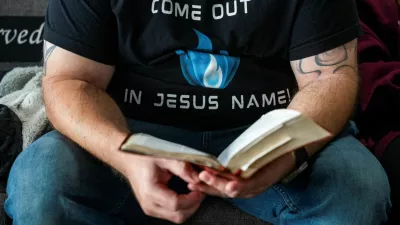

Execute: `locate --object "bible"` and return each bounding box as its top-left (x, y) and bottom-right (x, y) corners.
top-left (120, 109), bottom-right (332, 178)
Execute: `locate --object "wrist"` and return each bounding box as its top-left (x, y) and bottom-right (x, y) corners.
top-left (111, 130), bottom-right (131, 152)
top-left (293, 147), bottom-right (309, 169)
top-left (106, 131), bottom-right (135, 175)
top-left (281, 148), bottom-right (309, 184)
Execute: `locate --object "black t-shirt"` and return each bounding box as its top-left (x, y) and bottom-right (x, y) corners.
top-left (44, 0), bottom-right (362, 130)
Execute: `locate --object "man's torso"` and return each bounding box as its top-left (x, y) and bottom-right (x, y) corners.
top-left (107, 0), bottom-right (299, 130)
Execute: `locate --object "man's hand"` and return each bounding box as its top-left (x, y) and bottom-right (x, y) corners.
top-left (125, 156), bottom-right (205, 224)
top-left (188, 153), bottom-right (295, 198)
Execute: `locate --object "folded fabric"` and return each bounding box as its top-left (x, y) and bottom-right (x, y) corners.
top-left (0, 67), bottom-right (49, 150)
top-left (0, 67), bottom-right (42, 98)
top-left (356, 0), bottom-right (400, 158)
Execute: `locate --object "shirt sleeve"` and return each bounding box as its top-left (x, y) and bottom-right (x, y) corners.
top-left (288, 0), bottom-right (363, 61)
top-left (44, 0), bottom-right (117, 65)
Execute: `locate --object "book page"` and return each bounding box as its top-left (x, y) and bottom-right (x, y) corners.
top-left (239, 136), bottom-right (292, 171)
top-left (239, 116), bottom-right (332, 178)
top-left (217, 109), bottom-right (301, 166)
top-left (121, 133), bottom-right (223, 169)
top-left (121, 133), bottom-right (213, 157)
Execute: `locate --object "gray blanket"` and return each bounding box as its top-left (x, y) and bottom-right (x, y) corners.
top-left (0, 66), bottom-right (48, 149)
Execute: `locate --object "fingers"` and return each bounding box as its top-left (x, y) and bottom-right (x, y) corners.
top-left (160, 160), bottom-right (200, 184)
top-left (192, 171), bottom-right (240, 198)
top-left (143, 198), bottom-right (203, 224)
top-left (130, 158), bottom-right (207, 224)
top-left (153, 183), bottom-right (204, 210)
top-left (225, 180), bottom-right (265, 198)
top-left (188, 183), bottom-right (227, 198)
top-left (174, 191), bottom-right (205, 210)
top-left (225, 180), bottom-right (242, 197)
top-left (193, 170), bottom-right (268, 198)
top-left (199, 171), bottom-right (229, 194)
top-left (141, 184), bottom-right (205, 224)
top-left (203, 167), bottom-right (241, 180)
top-left (225, 153), bottom-right (295, 198)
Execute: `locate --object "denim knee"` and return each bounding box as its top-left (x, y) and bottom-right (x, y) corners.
top-left (219, 133), bottom-right (391, 225)
top-left (313, 135), bottom-right (392, 224)
top-left (5, 131), bottom-right (83, 224)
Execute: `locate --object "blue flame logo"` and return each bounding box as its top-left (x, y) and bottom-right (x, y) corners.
top-left (176, 29), bottom-right (240, 89)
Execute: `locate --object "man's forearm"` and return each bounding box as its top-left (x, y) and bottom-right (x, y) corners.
top-left (288, 74), bottom-right (359, 156)
top-left (43, 78), bottom-right (131, 172)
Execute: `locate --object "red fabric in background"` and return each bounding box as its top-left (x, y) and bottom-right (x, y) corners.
top-left (356, 0), bottom-right (400, 158)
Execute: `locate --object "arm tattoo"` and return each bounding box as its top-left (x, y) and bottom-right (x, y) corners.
top-left (297, 59), bottom-right (322, 76)
top-left (297, 42), bottom-right (357, 76)
top-left (315, 46), bottom-right (347, 66)
top-left (43, 41), bottom-right (57, 76)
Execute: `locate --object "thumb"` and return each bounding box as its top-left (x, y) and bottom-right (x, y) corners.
top-left (160, 160), bottom-right (200, 184)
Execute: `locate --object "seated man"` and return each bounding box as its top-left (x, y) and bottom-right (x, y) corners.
top-left (4, 0), bottom-right (391, 224)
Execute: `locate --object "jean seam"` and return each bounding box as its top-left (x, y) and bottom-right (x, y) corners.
top-left (272, 184), bottom-right (301, 213)
top-left (108, 188), bottom-right (131, 215)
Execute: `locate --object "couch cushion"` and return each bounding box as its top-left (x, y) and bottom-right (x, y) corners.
top-left (1, 0), bottom-right (47, 16)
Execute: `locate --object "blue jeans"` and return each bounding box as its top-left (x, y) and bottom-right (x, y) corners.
top-left (5, 120), bottom-right (391, 225)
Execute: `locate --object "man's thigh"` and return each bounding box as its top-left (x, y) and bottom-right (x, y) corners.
top-left (6, 120), bottom-right (206, 224)
top-left (226, 125), bottom-right (391, 225)
top-left (5, 130), bottom-right (138, 225)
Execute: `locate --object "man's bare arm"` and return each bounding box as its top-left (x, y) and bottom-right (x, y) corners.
top-left (42, 41), bottom-right (133, 174)
top-left (43, 41), bottom-right (56, 75)
top-left (289, 39), bottom-right (359, 156)
top-left (42, 41), bottom-right (206, 223)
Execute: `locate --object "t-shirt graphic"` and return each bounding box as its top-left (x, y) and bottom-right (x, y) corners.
top-left (176, 29), bottom-right (240, 89)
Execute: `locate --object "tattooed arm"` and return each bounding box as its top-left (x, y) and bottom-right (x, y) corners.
top-left (289, 39), bottom-right (359, 156)
top-left (43, 41), bottom-right (56, 75)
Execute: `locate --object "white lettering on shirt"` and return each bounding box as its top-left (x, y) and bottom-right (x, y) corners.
top-left (151, 0), bottom-right (251, 21)
top-left (240, 0), bottom-right (251, 14)
top-left (124, 88), bottom-right (290, 111)
top-left (191, 5), bottom-right (202, 21)
top-left (151, 0), bottom-right (159, 14)
top-left (162, 0), bottom-right (173, 14)
top-left (175, 3), bottom-right (189, 19)
top-left (153, 93), bottom-right (219, 110)
top-left (212, 4), bottom-right (224, 20)
top-left (124, 89), bottom-right (142, 105)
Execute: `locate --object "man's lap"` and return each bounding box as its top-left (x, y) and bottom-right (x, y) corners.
top-left (228, 128), bottom-right (391, 224)
top-left (5, 120), bottom-right (391, 225)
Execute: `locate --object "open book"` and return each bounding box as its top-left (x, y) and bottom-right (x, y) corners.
top-left (120, 109), bottom-right (332, 178)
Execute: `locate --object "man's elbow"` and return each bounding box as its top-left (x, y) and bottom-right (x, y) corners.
top-left (41, 76), bottom-right (77, 128)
